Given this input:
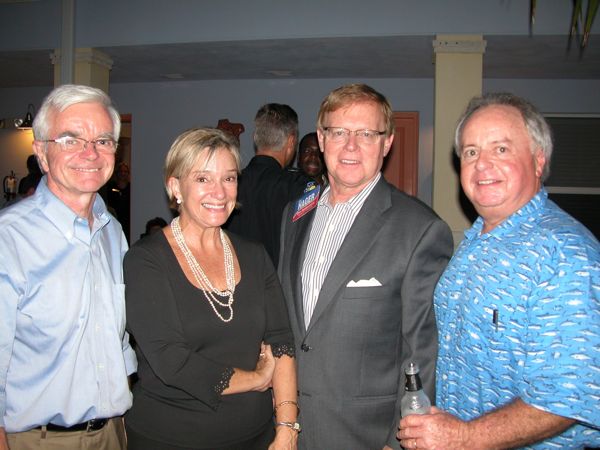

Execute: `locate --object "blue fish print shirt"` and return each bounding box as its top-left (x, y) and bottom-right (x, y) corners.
top-left (435, 188), bottom-right (600, 449)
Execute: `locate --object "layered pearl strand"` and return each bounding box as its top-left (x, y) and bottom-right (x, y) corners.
top-left (171, 216), bottom-right (235, 323)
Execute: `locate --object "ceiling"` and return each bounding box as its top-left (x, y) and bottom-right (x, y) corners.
top-left (1, 34), bottom-right (599, 88)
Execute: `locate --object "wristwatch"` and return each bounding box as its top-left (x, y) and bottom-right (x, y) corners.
top-left (275, 421), bottom-right (302, 432)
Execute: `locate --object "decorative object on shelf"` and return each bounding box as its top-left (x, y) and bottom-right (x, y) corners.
top-left (217, 119), bottom-right (245, 143)
top-left (3, 170), bottom-right (18, 202)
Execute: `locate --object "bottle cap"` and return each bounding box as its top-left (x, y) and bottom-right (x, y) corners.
top-left (405, 362), bottom-right (419, 375)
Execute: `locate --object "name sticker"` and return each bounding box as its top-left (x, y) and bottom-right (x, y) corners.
top-left (292, 183), bottom-right (320, 222)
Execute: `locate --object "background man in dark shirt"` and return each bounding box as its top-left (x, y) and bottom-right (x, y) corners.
top-left (226, 103), bottom-right (309, 266)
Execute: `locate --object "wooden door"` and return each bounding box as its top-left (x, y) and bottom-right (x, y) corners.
top-left (382, 112), bottom-right (419, 196)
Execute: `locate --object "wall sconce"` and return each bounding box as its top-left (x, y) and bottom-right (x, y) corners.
top-left (14, 103), bottom-right (35, 130)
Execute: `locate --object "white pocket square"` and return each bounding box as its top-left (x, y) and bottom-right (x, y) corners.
top-left (346, 277), bottom-right (382, 287)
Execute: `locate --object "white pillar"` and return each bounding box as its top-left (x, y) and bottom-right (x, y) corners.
top-left (51, 48), bottom-right (113, 93)
top-left (432, 34), bottom-right (486, 246)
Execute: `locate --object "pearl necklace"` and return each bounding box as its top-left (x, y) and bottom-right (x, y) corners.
top-left (171, 216), bottom-right (235, 323)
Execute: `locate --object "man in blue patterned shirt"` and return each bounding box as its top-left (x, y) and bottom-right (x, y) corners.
top-left (398, 93), bottom-right (599, 449)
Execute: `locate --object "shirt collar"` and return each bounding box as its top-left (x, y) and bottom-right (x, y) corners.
top-left (318, 173), bottom-right (381, 210)
top-left (35, 175), bottom-right (111, 240)
top-left (464, 187), bottom-right (548, 241)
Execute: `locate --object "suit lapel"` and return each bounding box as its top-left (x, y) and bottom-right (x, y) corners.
top-left (288, 208), bottom-right (316, 335)
top-left (306, 179), bottom-right (392, 333)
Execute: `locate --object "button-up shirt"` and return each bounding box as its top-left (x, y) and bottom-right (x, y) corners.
top-left (0, 177), bottom-right (137, 432)
top-left (435, 188), bottom-right (600, 449)
top-left (301, 173), bottom-right (380, 328)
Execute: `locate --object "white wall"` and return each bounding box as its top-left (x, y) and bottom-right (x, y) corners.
top-left (109, 78), bottom-right (435, 239)
top-left (113, 77), bottom-right (600, 239)
top-left (1, 0), bottom-right (598, 236)
top-left (2, 78), bottom-right (599, 238)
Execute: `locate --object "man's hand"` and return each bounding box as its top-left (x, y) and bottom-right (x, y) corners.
top-left (397, 406), bottom-right (470, 450)
top-left (397, 400), bottom-right (575, 450)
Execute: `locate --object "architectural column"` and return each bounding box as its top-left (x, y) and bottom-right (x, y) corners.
top-left (51, 48), bottom-right (113, 93)
top-left (432, 34), bottom-right (486, 246)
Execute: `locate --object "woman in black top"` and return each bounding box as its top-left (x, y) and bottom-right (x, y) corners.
top-left (124, 128), bottom-right (298, 450)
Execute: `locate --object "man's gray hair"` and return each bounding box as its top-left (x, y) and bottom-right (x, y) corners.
top-left (32, 84), bottom-right (121, 142)
top-left (454, 92), bottom-right (553, 181)
top-left (253, 103), bottom-right (298, 152)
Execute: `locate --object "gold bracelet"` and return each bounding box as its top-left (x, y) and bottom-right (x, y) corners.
top-left (274, 400), bottom-right (299, 414)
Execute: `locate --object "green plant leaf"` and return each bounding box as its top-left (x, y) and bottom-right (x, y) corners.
top-left (570, 0), bottom-right (583, 38)
top-left (582, 0), bottom-right (600, 47)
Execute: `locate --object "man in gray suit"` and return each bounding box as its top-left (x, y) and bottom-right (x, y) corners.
top-left (278, 83), bottom-right (453, 449)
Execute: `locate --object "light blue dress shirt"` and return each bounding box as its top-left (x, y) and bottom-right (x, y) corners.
top-left (0, 176), bottom-right (137, 432)
top-left (435, 188), bottom-right (600, 449)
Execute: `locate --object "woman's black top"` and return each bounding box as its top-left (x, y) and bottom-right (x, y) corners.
top-left (124, 230), bottom-right (294, 448)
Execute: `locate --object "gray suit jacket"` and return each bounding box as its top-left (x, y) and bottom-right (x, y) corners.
top-left (278, 177), bottom-right (453, 450)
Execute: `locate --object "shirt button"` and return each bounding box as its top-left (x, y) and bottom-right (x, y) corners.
top-left (318, 256), bottom-right (325, 264)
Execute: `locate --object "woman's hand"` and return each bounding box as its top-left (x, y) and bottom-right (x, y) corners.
top-left (269, 425), bottom-right (298, 450)
top-left (252, 343), bottom-right (275, 392)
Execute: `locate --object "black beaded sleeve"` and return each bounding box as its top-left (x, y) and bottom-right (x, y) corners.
top-left (214, 366), bottom-right (235, 395)
top-left (272, 343), bottom-right (295, 358)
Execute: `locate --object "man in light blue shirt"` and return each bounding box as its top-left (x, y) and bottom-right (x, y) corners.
top-left (0, 84), bottom-right (137, 450)
top-left (398, 93), bottom-right (599, 449)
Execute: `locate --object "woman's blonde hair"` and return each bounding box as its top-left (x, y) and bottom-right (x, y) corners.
top-left (164, 127), bottom-right (241, 207)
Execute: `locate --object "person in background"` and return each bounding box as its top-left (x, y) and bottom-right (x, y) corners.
top-left (18, 154), bottom-right (43, 197)
top-left (297, 132), bottom-right (327, 187)
top-left (278, 83), bottom-right (453, 450)
top-left (124, 128), bottom-right (298, 450)
top-left (1, 155), bottom-right (43, 209)
top-left (16, 171), bottom-right (41, 199)
top-left (398, 93), bottom-right (600, 449)
top-left (0, 84), bottom-right (136, 450)
top-left (226, 103), bottom-right (310, 267)
top-left (139, 216), bottom-right (168, 240)
top-left (106, 161), bottom-right (131, 242)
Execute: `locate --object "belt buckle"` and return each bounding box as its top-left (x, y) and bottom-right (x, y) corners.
top-left (86, 419), bottom-right (104, 432)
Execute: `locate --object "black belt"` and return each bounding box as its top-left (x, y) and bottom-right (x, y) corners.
top-left (37, 418), bottom-right (108, 432)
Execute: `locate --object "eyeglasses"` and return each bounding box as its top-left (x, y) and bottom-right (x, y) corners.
top-left (322, 127), bottom-right (386, 145)
top-left (41, 136), bottom-right (118, 154)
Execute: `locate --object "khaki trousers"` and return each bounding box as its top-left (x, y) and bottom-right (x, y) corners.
top-left (7, 418), bottom-right (126, 450)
